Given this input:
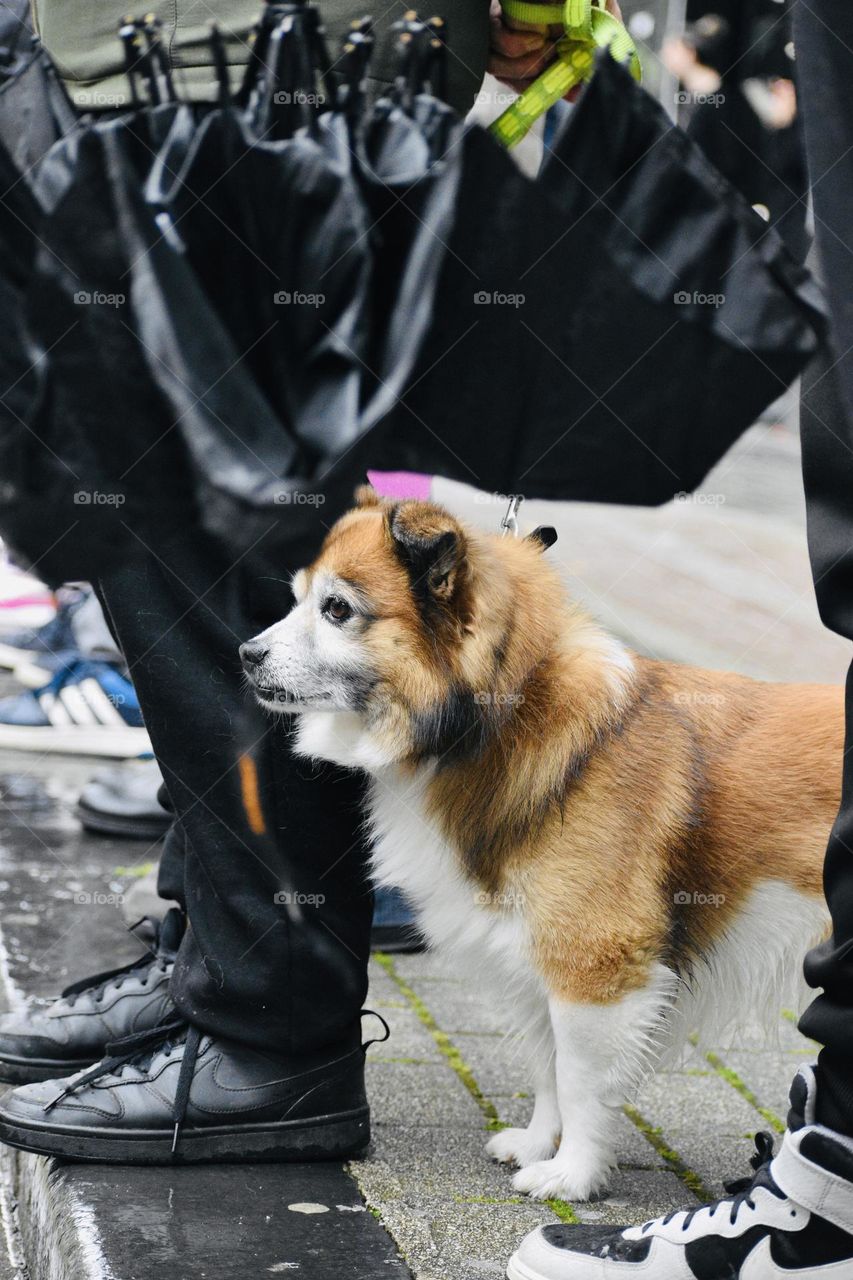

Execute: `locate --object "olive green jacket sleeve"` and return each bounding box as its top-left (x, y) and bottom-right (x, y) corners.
top-left (31, 0), bottom-right (489, 116)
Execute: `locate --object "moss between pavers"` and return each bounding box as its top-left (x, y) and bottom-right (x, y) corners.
top-left (374, 953), bottom-right (582, 1225)
top-left (111, 861), bottom-right (158, 878)
top-left (372, 953), bottom-right (745, 1232)
top-left (622, 1105), bottom-right (714, 1202)
top-left (687, 1035), bottom-right (785, 1135)
top-left (373, 952), bottom-right (500, 1127)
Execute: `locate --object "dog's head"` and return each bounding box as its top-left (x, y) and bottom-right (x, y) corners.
top-left (240, 487), bottom-right (558, 770)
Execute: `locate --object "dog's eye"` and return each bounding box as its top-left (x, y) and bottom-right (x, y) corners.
top-left (322, 596), bottom-right (352, 624)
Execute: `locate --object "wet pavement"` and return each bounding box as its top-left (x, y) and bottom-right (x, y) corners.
top-left (0, 745), bottom-right (410, 1280)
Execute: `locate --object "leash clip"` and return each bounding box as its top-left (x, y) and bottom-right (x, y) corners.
top-left (500, 495), bottom-right (523, 537)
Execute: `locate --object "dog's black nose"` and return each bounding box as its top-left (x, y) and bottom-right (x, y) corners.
top-left (240, 642), bottom-right (268, 669)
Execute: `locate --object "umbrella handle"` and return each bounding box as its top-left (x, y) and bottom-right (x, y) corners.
top-left (489, 0), bottom-right (641, 148)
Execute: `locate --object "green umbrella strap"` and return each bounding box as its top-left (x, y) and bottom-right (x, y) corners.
top-left (489, 0), bottom-right (641, 149)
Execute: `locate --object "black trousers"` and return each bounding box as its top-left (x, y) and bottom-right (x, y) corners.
top-left (98, 521), bottom-right (373, 1059)
top-left (794, 0), bottom-right (853, 1135)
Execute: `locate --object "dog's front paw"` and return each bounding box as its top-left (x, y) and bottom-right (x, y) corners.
top-left (511, 1152), bottom-right (611, 1202)
top-left (486, 1127), bottom-right (558, 1168)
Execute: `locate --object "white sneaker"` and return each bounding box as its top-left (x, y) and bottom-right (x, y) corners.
top-left (507, 1066), bottom-right (853, 1280)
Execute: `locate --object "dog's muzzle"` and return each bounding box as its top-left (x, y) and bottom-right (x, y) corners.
top-left (239, 641), bottom-right (333, 710)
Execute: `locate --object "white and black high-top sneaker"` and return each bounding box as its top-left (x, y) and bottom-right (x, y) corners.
top-left (507, 1066), bottom-right (853, 1280)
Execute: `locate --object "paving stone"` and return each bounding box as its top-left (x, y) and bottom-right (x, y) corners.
top-left (636, 1068), bottom-right (760, 1141)
top-left (575, 1169), bottom-right (693, 1224)
top-left (402, 983), bottom-right (506, 1037)
top-left (366, 1199), bottom-right (555, 1280)
top-left (452, 1031), bottom-right (531, 1099)
top-left (718, 1049), bottom-right (805, 1122)
top-left (368, 1009), bottom-right (443, 1066)
top-left (366, 1060), bottom-right (485, 1129)
top-left (362, 1122), bottom-right (525, 1202)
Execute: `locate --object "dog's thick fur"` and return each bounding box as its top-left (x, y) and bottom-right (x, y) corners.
top-left (241, 488), bottom-right (843, 1201)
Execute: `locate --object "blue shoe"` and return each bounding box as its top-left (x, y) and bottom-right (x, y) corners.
top-left (0, 584), bottom-right (88, 669)
top-left (12, 646), bottom-right (81, 690)
top-left (371, 886), bottom-right (424, 954)
top-left (0, 660), bottom-right (151, 757)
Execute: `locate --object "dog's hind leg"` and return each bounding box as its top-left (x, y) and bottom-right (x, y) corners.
top-left (486, 1004), bottom-right (560, 1168)
top-left (512, 966), bottom-right (677, 1202)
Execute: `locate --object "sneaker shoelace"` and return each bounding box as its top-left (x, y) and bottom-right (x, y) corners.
top-left (640, 1132), bottom-right (778, 1234)
top-left (43, 1015), bottom-right (202, 1155)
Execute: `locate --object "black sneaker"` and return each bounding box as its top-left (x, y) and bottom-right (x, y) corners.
top-left (507, 1065), bottom-right (853, 1280)
top-left (0, 1014), bottom-right (388, 1164)
top-left (0, 909), bottom-right (183, 1084)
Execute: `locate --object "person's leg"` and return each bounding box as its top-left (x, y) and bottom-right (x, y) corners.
top-left (796, 352), bottom-right (853, 1138)
top-left (789, 0), bottom-right (853, 1140)
top-left (96, 526), bottom-right (373, 1059)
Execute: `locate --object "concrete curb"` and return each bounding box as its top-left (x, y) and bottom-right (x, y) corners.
top-left (2, 1150), bottom-right (109, 1280)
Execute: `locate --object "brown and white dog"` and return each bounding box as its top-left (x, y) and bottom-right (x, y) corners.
top-left (240, 487), bottom-right (843, 1202)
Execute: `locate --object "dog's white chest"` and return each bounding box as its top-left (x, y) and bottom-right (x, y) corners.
top-left (366, 766), bottom-right (540, 1001)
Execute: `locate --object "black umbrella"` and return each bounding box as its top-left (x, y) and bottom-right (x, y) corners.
top-left (130, 33), bottom-right (823, 518)
top-left (1, 6), bottom-right (381, 572)
top-left (336, 49), bottom-right (824, 505)
top-left (0, 15), bottom-right (827, 583)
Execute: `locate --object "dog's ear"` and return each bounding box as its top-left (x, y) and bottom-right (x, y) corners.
top-left (388, 503), bottom-right (465, 602)
top-left (526, 526), bottom-right (558, 552)
top-left (354, 483), bottom-right (382, 508)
